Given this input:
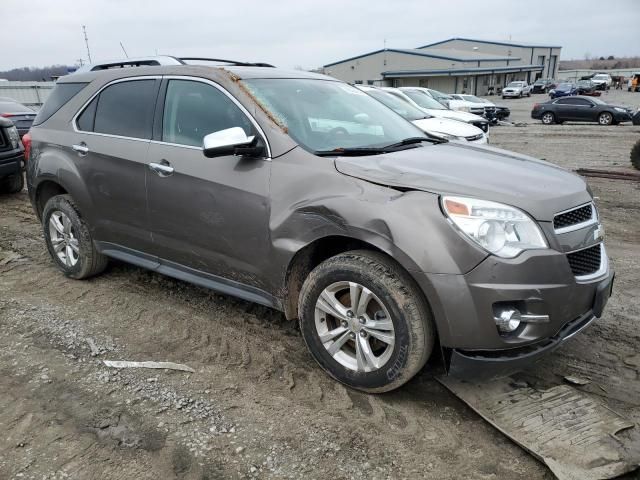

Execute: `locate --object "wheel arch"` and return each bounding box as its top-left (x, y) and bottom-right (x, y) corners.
top-left (281, 231), bottom-right (429, 322)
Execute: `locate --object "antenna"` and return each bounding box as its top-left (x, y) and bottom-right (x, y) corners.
top-left (120, 42), bottom-right (129, 58)
top-left (82, 25), bottom-right (92, 63)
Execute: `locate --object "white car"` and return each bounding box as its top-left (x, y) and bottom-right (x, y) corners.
top-left (591, 73), bottom-right (612, 90)
top-left (449, 94), bottom-right (511, 121)
top-left (356, 86), bottom-right (487, 144)
top-left (393, 87), bottom-right (489, 133)
top-left (502, 81), bottom-right (531, 98)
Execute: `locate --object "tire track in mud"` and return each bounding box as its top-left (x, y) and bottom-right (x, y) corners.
top-left (0, 192), bottom-right (548, 479)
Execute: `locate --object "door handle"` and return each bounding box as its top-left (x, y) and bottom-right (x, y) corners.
top-left (148, 161), bottom-right (174, 177)
top-left (71, 143), bottom-right (89, 155)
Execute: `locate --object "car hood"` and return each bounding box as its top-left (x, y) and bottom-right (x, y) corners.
top-left (334, 142), bottom-right (591, 221)
top-left (426, 109), bottom-right (486, 123)
top-left (504, 87), bottom-right (522, 91)
top-left (412, 117), bottom-right (483, 138)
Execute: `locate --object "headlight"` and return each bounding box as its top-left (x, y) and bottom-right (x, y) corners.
top-left (456, 106), bottom-right (471, 113)
top-left (614, 107), bottom-right (626, 113)
top-left (434, 133), bottom-right (462, 141)
top-left (441, 196), bottom-right (547, 258)
top-left (7, 126), bottom-right (21, 149)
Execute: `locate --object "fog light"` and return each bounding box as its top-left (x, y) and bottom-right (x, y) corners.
top-left (495, 309), bottom-right (521, 333)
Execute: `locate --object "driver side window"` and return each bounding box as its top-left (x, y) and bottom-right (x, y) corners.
top-left (162, 80), bottom-right (253, 148)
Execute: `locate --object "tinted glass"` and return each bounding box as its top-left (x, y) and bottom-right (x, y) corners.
top-left (556, 98), bottom-right (573, 105)
top-left (76, 97), bottom-right (98, 132)
top-left (33, 83), bottom-right (87, 126)
top-left (242, 79), bottom-right (425, 153)
top-left (94, 80), bottom-right (156, 139)
top-left (162, 80), bottom-right (254, 147)
top-left (0, 101), bottom-right (33, 113)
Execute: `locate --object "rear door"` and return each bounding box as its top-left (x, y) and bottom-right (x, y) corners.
top-left (72, 77), bottom-right (160, 255)
top-left (145, 77), bottom-right (271, 288)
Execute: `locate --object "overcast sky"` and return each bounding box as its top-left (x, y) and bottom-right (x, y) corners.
top-left (3, 0), bottom-right (639, 71)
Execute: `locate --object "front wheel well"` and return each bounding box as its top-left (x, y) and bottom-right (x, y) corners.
top-left (35, 181), bottom-right (68, 219)
top-left (282, 236), bottom-right (386, 321)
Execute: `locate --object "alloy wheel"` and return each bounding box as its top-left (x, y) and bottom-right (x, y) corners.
top-left (542, 112), bottom-right (554, 124)
top-left (599, 113), bottom-right (613, 125)
top-left (48, 211), bottom-right (80, 267)
top-left (314, 281), bottom-right (395, 373)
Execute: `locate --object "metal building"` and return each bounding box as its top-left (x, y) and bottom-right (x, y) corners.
top-left (323, 38), bottom-right (562, 95)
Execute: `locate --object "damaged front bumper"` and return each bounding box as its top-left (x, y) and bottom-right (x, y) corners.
top-left (446, 271), bottom-right (614, 380)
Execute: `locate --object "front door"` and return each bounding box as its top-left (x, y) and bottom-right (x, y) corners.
top-left (145, 78), bottom-right (272, 290)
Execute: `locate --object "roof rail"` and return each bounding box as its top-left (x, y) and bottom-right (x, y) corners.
top-left (74, 56), bottom-right (184, 73)
top-left (179, 57), bottom-right (275, 68)
top-left (73, 56), bottom-right (275, 74)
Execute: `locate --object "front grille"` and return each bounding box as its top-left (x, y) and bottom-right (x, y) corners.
top-left (554, 204), bottom-right (594, 230)
top-left (567, 244), bottom-right (601, 276)
top-left (465, 133), bottom-right (484, 142)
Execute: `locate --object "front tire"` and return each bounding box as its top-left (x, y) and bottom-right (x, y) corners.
top-left (298, 250), bottom-right (434, 393)
top-left (598, 112), bottom-right (613, 126)
top-left (42, 194), bottom-right (108, 279)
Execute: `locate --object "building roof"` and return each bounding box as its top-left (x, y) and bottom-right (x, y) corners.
top-left (382, 64), bottom-right (544, 78)
top-left (323, 47), bottom-right (520, 68)
top-left (418, 37), bottom-right (562, 49)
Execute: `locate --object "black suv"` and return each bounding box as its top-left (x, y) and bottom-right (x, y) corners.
top-left (0, 117), bottom-right (25, 193)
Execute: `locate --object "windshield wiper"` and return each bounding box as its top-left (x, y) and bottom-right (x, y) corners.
top-left (381, 136), bottom-right (442, 149)
top-left (315, 147), bottom-right (390, 157)
top-left (314, 137), bottom-right (441, 157)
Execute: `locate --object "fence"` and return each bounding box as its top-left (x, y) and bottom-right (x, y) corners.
top-left (0, 81), bottom-right (56, 109)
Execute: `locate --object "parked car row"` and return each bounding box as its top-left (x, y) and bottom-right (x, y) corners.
top-left (20, 56), bottom-right (613, 392)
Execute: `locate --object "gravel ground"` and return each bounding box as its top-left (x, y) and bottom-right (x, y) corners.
top-left (0, 91), bottom-right (639, 480)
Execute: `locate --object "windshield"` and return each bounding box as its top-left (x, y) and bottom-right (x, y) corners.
top-left (558, 83), bottom-right (572, 90)
top-left (460, 95), bottom-right (485, 103)
top-left (593, 75), bottom-right (608, 80)
top-left (428, 89), bottom-right (451, 102)
top-left (241, 79), bottom-right (426, 153)
top-left (591, 98), bottom-right (606, 105)
top-left (365, 89), bottom-right (427, 121)
top-left (401, 90), bottom-right (447, 110)
top-left (507, 82), bottom-right (524, 87)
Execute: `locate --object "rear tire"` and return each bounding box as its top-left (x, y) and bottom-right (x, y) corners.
top-left (298, 250), bottom-right (434, 393)
top-left (42, 194), bottom-right (108, 280)
top-left (0, 172), bottom-right (24, 193)
top-left (541, 112), bottom-right (556, 125)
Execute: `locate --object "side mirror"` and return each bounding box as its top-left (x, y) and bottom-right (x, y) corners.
top-left (202, 127), bottom-right (263, 158)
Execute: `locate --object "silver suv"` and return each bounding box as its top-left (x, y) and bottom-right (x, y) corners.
top-left (26, 57), bottom-right (613, 392)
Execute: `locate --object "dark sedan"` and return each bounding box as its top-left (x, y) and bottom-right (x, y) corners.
top-left (532, 79), bottom-right (555, 93)
top-left (633, 109), bottom-right (640, 126)
top-left (0, 99), bottom-right (36, 137)
top-left (576, 80), bottom-right (600, 96)
top-left (532, 96), bottom-right (634, 125)
top-left (549, 83), bottom-right (577, 99)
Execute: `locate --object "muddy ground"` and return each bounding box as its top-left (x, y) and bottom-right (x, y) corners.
top-left (0, 91), bottom-right (639, 480)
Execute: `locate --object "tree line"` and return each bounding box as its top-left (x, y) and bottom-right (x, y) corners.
top-left (0, 65), bottom-right (74, 81)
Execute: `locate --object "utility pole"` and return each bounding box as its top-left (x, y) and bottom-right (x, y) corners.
top-left (120, 42), bottom-right (129, 58)
top-left (77, 58), bottom-right (84, 67)
top-left (82, 25), bottom-right (92, 64)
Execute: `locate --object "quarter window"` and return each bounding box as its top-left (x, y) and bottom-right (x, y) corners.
top-left (162, 80), bottom-right (254, 148)
top-left (87, 79), bottom-right (157, 139)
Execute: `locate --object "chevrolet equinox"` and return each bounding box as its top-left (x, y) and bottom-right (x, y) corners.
top-left (26, 57), bottom-right (614, 392)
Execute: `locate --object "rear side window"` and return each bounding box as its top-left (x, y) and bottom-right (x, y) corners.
top-left (76, 97), bottom-right (97, 132)
top-left (33, 82), bottom-right (88, 126)
top-left (92, 80), bottom-right (157, 139)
